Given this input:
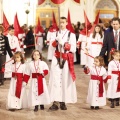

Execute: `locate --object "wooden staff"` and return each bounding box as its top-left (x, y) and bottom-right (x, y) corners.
top-left (58, 6), bottom-right (62, 68)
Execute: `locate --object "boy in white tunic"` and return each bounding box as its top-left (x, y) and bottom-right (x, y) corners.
top-left (7, 51), bottom-right (27, 111)
top-left (4, 26), bottom-right (21, 79)
top-left (85, 56), bottom-right (107, 110)
top-left (48, 17), bottom-right (77, 111)
top-left (23, 50), bottom-right (50, 112)
top-left (107, 49), bottom-right (120, 108)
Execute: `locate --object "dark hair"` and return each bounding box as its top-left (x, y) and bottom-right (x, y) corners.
top-left (92, 24), bottom-right (103, 38)
top-left (60, 17), bottom-right (67, 21)
top-left (31, 50), bottom-right (42, 61)
top-left (8, 25), bottom-right (14, 31)
top-left (0, 25), bottom-right (4, 33)
top-left (94, 56), bottom-right (105, 67)
top-left (108, 50), bottom-right (120, 62)
top-left (13, 51), bottom-right (25, 64)
top-left (111, 17), bottom-right (120, 24)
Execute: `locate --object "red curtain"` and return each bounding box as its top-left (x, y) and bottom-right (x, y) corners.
top-left (51, 0), bottom-right (65, 4)
top-left (38, 0), bottom-right (45, 5)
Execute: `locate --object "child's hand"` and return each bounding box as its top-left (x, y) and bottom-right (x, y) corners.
top-left (22, 81), bottom-right (26, 87)
top-left (107, 79), bottom-right (111, 84)
top-left (97, 81), bottom-right (100, 84)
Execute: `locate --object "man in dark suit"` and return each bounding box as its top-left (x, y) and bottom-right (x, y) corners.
top-left (100, 17), bottom-right (120, 65)
top-left (0, 25), bottom-right (13, 85)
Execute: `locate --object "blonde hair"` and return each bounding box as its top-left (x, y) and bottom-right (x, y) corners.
top-left (94, 56), bottom-right (105, 67)
top-left (13, 51), bottom-right (25, 64)
top-left (31, 50), bottom-right (42, 61)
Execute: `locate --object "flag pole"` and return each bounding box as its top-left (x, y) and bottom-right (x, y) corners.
top-left (58, 5), bottom-right (62, 68)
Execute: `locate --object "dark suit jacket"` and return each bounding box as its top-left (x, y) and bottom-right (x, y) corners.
top-left (0, 35), bottom-right (13, 57)
top-left (100, 30), bottom-right (120, 65)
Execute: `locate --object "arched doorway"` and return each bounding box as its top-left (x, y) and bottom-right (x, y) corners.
top-left (95, 0), bottom-right (118, 23)
top-left (36, 1), bottom-right (58, 29)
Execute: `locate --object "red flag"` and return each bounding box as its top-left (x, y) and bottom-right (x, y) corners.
top-left (14, 14), bottom-right (24, 37)
top-left (3, 12), bottom-right (9, 35)
top-left (35, 17), bottom-right (44, 33)
top-left (94, 10), bottom-right (100, 25)
top-left (73, 0), bottom-right (80, 3)
top-left (87, 11), bottom-right (100, 36)
top-left (51, 0), bottom-right (65, 4)
top-left (49, 11), bottom-right (58, 32)
top-left (66, 9), bottom-right (74, 33)
top-left (38, 0), bottom-right (45, 5)
top-left (84, 10), bottom-right (91, 29)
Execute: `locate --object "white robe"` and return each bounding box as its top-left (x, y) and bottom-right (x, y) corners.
top-left (18, 33), bottom-right (26, 53)
top-left (47, 31), bottom-right (56, 60)
top-left (87, 66), bottom-right (107, 106)
top-left (25, 60), bottom-right (50, 107)
top-left (4, 34), bottom-right (21, 78)
top-left (48, 29), bottom-right (77, 103)
top-left (7, 62), bottom-right (28, 109)
top-left (107, 60), bottom-right (120, 98)
top-left (87, 33), bottom-right (103, 67)
top-left (36, 32), bottom-right (44, 53)
top-left (78, 34), bottom-right (88, 65)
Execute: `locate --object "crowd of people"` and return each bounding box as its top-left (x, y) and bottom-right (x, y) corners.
top-left (0, 16), bottom-right (120, 112)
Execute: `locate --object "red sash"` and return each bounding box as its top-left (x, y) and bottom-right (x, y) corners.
top-left (11, 48), bottom-right (16, 52)
top-left (91, 75), bottom-right (104, 97)
top-left (91, 42), bottom-right (103, 45)
top-left (54, 51), bottom-right (76, 81)
top-left (12, 72), bottom-right (23, 99)
top-left (32, 73), bottom-right (44, 95)
top-left (112, 71), bottom-right (120, 92)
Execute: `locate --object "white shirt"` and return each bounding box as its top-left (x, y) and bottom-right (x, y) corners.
top-left (113, 29), bottom-right (120, 50)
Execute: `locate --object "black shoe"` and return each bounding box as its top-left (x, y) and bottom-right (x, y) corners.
top-left (60, 102), bottom-right (67, 110)
top-left (49, 104), bottom-right (59, 111)
top-left (34, 105), bottom-right (38, 112)
top-left (116, 98), bottom-right (119, 106)
top-left (110, 99), bottom-right (115, 108)
top-left (40, 105), bottom-right (44, 110)
top-left (95, 106), bottom-right (99, 110)
top-left (90, 106), bottom-right (94, 109)
top-left (9, 109), bottom-right (15, 112)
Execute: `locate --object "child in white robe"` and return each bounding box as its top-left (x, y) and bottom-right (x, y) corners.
top-left (7, 51), bottom-right (27, 111)
top-left (107, 49), bottom-right (120, 108)
top-left (84, 56), bottom-right (107, 110)
top-left (23, 50), bottom-right (50, 112)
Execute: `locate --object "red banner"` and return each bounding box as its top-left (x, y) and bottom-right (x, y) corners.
top-left (38, 0), bottom-right (45, 5)
top-left (51, 0), bottom-right (65, 4)
top-left (73, 0), bottom-right (80, 3)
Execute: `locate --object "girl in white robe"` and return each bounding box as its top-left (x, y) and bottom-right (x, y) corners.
top-left (7, 51), bottom-right (27, 111)
top-left (107, 49), bottom-right (120, 108)
top-left (23, 50), bottom-right (50, 112)
top-left (87, 25), bottom-right (104, 67)
top-left (85, 56), bottom-right (107, 110)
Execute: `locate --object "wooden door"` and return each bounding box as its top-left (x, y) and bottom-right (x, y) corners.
top-left (36, 7), bottom-right (58, 28)
top-left (96, 10), bottom-right (118, 23)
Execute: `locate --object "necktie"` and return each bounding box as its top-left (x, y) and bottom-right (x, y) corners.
top-left (114, 31), bottom-right (118, 49)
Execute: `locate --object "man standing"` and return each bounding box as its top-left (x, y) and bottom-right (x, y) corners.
top-left (100, 17), bottom-right (120, 65)
top-left (0, 25), bottom-right (13, 85)
top-left (4, 26), bottom-right (21, 79)
top-left (48, 17), bottom-right (77, 111)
